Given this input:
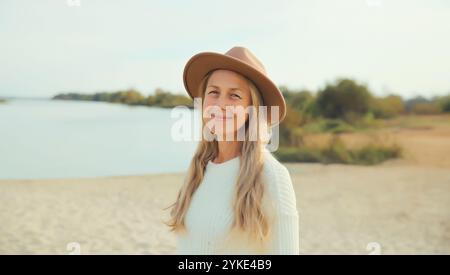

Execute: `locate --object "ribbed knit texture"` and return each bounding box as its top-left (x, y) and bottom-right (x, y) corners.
top-left (176, 150), bottom-right (299, 255)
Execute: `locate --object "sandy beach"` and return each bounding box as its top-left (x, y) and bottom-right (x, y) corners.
top-left (1, 119), bottom-right (450, 255)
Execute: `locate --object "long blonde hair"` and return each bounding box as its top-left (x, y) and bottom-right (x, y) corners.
top-left (166, 69), bottom-right (272, 241)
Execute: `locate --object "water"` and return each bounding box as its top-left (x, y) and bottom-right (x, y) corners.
top-left (0, 99), bottom-right (198, 179)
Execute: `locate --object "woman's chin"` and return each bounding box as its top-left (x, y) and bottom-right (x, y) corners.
top-left (211, 130), bottom-right (237, 141)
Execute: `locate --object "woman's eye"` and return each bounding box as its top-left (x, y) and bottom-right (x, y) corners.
top-left (231, 94), bottom-right (242, 99)
top-left (208, 90), bottom-right (219, 95)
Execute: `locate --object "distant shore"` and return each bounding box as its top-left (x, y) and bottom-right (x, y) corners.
top-left (52, 90), bottom-right (193, 109)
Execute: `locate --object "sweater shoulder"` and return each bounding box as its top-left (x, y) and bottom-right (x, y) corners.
top-left (261, 150), bottom-right (298, 216)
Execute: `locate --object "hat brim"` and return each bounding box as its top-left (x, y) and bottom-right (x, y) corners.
top-left (183, 52), bottom-right (286, 125)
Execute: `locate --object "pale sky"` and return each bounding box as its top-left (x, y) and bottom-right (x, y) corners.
top-left (1, 0), bottom-right (449, 99)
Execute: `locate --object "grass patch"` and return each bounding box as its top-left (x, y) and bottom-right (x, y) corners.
top-left (274, 136), bottom-right (402, 165)
top-left (301, 113), bottom-right (384, 134)
top-left (302, 118), bottom-right (355, 134)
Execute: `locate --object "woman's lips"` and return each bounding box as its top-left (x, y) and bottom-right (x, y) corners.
top-left (211, 114), bottom-right (233, 120)
top-left (214, 117), bottom-right (233, 121)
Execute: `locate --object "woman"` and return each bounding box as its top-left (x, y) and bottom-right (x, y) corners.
top-left (167, 46), bottom-right (299, 254)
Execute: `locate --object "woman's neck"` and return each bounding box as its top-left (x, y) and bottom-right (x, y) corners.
top-left (213, 140), bottom-right (242, 164)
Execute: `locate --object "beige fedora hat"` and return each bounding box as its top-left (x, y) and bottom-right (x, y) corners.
top-left (183, 46), bottom-right (286, 124)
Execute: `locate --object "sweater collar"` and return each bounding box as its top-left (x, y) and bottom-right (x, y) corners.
top-left (208, 155), bottom-right (240, 169)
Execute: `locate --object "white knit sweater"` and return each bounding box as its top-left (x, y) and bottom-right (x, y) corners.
top-left (176, 150), bottom-right (299, 255)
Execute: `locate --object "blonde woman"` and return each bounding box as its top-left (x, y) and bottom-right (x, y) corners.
top-left (167, 46), bottom-right (299, 254)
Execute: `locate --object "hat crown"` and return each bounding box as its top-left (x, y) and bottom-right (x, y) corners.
top-left (224, 46), bottom-right (267, 75)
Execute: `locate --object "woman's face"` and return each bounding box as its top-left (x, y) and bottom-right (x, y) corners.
top-left (203, 69), bottom-right (252, 140)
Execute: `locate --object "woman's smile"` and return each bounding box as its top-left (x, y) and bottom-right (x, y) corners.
top-left (210, 112), bottom-right (234, 121)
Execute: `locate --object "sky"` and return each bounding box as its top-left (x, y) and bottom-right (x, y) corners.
top-left (0, 0), bottom-right (449, 99)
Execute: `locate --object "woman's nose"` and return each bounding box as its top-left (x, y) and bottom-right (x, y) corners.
top-left (215, 95), bottom-right (229, 110)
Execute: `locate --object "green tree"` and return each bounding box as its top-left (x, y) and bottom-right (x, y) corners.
top-left (371, 95), bottom-right (405, 118)
top-left (436, 95), bottom-right (450, 113)
top-left (316, 78), bottom-right (373, 122)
